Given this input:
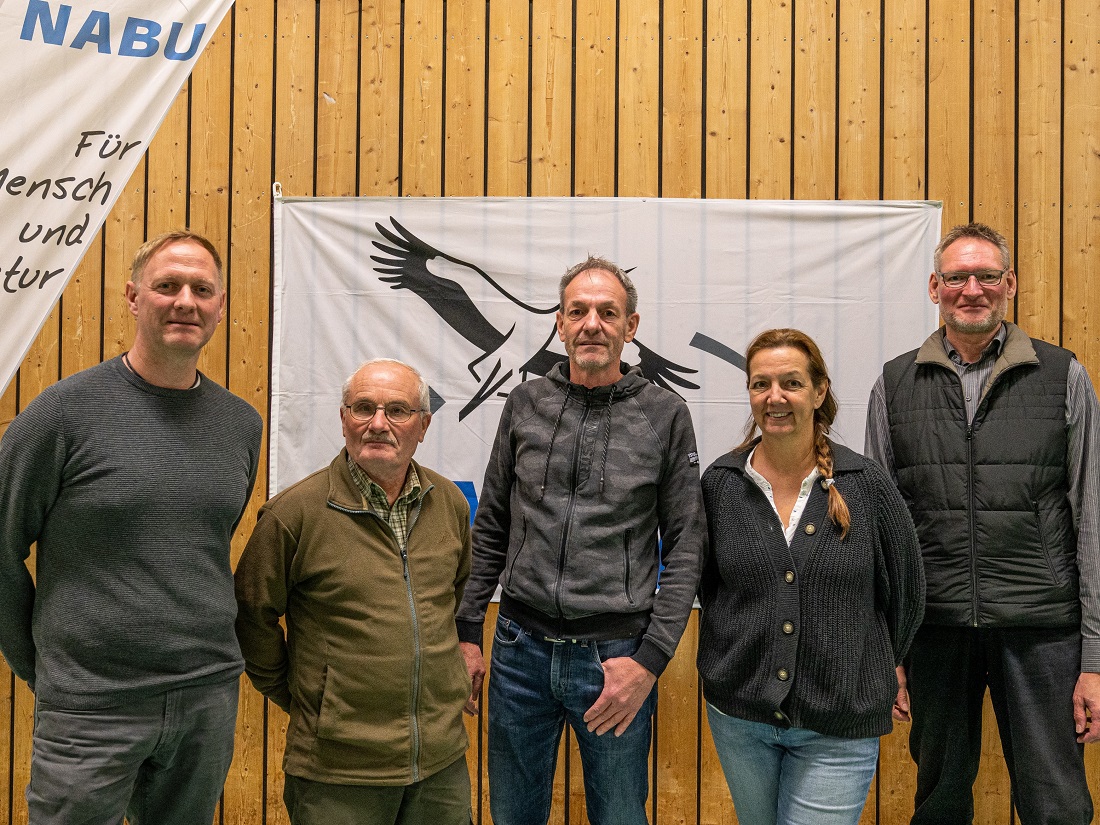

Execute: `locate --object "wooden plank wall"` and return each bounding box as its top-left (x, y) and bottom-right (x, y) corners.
top-left (0, 0), bottom-right (1097, 822)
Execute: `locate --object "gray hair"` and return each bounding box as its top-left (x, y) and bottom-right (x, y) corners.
top-left (341, 358), bottom-right (431, 414)
top-left (934, 222), bottom-right (1012, 273)
top-left (558, 256), bottom-right (638, 315)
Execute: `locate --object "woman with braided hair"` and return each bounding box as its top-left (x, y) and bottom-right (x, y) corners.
top-left (697, 328), bottom-right (925, 825)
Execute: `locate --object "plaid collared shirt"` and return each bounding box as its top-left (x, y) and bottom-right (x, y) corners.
top-left (347, 456), bottom-right (422, 551)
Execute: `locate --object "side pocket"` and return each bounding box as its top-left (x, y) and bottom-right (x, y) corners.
top-left (503, 516), bottom-right (528, 586)
top-left (1033, 501), bottom-right (1063, 586)
top-left (622, 528), bottom-right (636, 606)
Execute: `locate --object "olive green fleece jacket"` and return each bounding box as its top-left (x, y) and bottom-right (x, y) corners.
top-left (234, 451), bottom-right (472, 786)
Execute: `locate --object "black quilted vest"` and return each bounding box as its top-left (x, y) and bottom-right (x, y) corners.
top-left (882, 328), bottom-right (1077, 627)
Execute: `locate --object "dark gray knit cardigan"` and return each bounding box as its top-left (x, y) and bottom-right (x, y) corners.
top-left (697, 439), bottom-right (925, 739)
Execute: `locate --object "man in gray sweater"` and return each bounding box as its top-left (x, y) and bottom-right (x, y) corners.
top-left (0, 230), bottom-right (262, 825)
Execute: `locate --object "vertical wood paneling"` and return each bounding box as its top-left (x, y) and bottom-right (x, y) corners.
top-left (361, 0), bottom-right (403, 195)
top-left (881, 0), bottom-right (926, 199)
top-left (749, 0), bottom-right (794, 198)
top-left (705, 0), bottom-right (750, 198)
top-left (794, 0), bottom-right (838, 198)
top-left (1015, 0), bottom-right (1062, 345)
top-left (618, 0), bottom-right (661, 197)
top-left (926, 0), bottom-right (970, 228)
top-left (445, 0), bottom-right (488, 196)
top-left (837, 0), bottom-right (880, 199)
top-left (530, 0), bottom-right (573, 196)
top-left (487, 0), bottom-right (529, 196)
top-left (574, 1), bottom-right (618, 196)
top-left (5, 3), bottom-right (1100, 824)
top-left (274, 0), bottom-right (316, 197)
top-left (971, 0), bottom-right (1015, 265)
top-left (316, 0), bottom-right (362, 197)
top-left (403, 1), bottom-right (445, 196)
top-left (663, 0), bottom-right (705, 197)
top-left (145, 86), bottom-right (191, 234)
top-left (189, 17), bottom-right (234, 232)
top-left (1062, 0), bottom-right (1100, 378)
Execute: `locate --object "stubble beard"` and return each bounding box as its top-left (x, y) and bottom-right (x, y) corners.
top-left (943, 301), bottom-right (1008, 336)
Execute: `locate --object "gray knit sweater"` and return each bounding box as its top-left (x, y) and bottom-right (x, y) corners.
top-left (0, 356), bottom-right (262, 708)
top-left (697, 440), bottom-right (925, 739)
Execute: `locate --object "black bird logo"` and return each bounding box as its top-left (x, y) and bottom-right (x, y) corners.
top-left (370, 218), bottom-right (700, 419)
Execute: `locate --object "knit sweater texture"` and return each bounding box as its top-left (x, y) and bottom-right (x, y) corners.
top-left (0, 356), bottom-right (262, 708)
top-left (698, 440), bottom-right (925, 739)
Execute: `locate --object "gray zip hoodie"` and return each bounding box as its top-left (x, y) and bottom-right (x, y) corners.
top-left (456, 363), bottom-right (706, 677)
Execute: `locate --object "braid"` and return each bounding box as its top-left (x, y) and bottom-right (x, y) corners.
top-left (814, 424), bottom-right (850, 538)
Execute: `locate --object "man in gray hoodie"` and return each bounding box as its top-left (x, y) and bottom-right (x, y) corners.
top-left (456, 256), bottom-right (706, 825)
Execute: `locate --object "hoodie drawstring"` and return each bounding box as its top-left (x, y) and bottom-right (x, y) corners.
top-left (539, 390), bottom-right (571, 501)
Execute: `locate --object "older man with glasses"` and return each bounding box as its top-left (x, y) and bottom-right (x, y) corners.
top-left (865, 222), bottom-right (1100, 825)
top-left (235, 358), bottom-right (474, 825)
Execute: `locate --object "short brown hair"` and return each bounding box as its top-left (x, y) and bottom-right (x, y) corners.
top-left (130, 230), bottom-right (223, 285)
top-left (934, 222), bottom-right (1011, 273)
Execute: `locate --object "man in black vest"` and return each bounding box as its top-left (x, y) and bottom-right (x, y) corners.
top-left (866, 222), bottom-right (1100, 825)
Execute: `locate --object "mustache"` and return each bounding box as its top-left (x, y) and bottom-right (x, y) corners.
top-left (362, 434), bottom-right (397, 446)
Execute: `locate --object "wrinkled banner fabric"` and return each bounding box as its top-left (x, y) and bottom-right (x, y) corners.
top-left (272, 196), bottom-right (941, 497)
top-left (0, 0), bottom-right (233, 395)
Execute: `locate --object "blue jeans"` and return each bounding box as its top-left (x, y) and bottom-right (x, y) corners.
top-left (486, 616), bottom-right (656, 825)
top-left (706, 703), bottom-right (878, 825)
top-left (27, 678), bottom-right (239, 825)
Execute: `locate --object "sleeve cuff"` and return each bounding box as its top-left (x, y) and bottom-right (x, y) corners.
top-left (1081, 638), bottom-right (1100, 673)
top-left (631, 638), bottom-right (670, 678)
top-left (456, 619), bottom-right (486, 649)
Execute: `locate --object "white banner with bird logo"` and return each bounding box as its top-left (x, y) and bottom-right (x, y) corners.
top-left (272, 195), bottom-right (941, 503)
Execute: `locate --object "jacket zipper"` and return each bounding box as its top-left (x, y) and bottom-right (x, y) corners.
top-left (328, 490), bottom-right (429, 782)
top-left (966, 423), bottom-right (979, 626)
top-left (404, 495), bottom-right (425, 782)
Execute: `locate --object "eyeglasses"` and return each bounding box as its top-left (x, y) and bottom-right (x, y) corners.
top-left (936, 269), bottom-right (1008, 288)
top-left (343, 401), bottom-right (424, 423)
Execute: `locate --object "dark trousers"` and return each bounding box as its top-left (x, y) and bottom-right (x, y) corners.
top-left (906, 624), bottom-right (1092, 825)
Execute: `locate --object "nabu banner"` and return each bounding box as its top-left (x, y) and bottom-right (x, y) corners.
top-left (272, 195), bottom-right (941, 498)
top-left (0, 0), bottom-right (233, 395)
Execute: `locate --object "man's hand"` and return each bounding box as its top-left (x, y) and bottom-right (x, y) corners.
top-left (1072, 671), bottom-right (1100, 743)
top-left (583, 656), bottom-right (657, 737)
top-left (892, 664), bottom-right (911, 722)
top-left (460, 641), bottom-right (485, 716)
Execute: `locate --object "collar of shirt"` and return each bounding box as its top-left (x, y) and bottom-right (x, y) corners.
top-left (346, 455), bottom-right (422, 516)
top-left (745, 446), bottom-right (822, 546)
top-left (942, 323), bottom-right (1007, 368)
